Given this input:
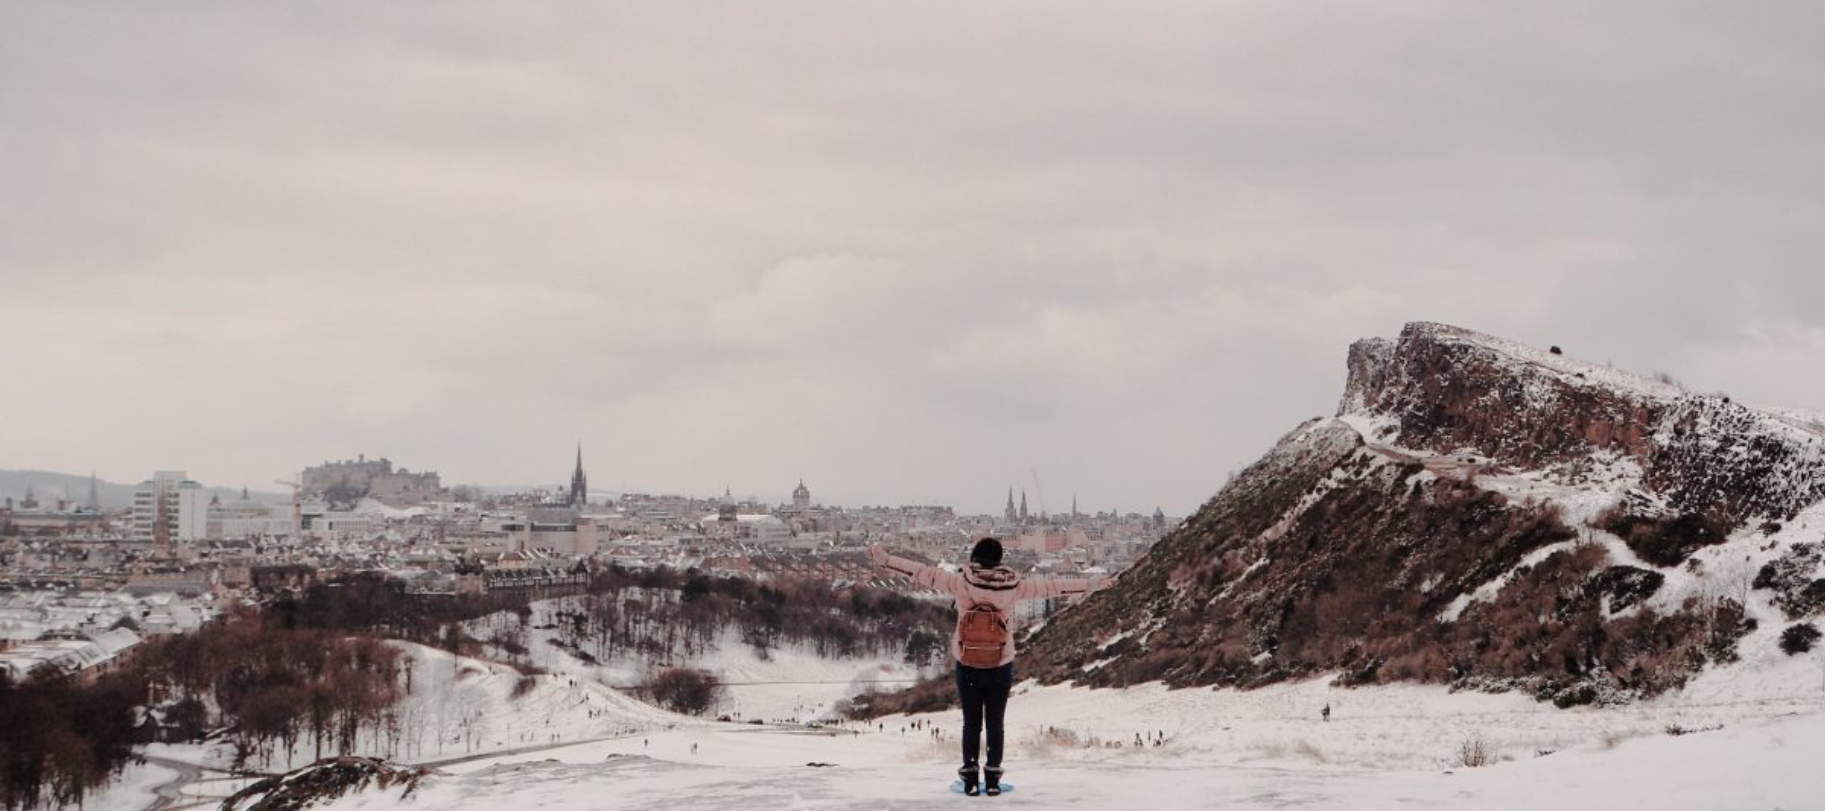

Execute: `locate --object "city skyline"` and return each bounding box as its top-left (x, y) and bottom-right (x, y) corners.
top-left (4, 3), bottom-right (1823, 515)
top-left (0, 458), bottom-right (1155, 519)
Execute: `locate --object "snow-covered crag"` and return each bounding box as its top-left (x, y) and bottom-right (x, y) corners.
top-left (1341, 322), bottom-right (1825, 523)
top-left (1021, 322), bottom-right (1825, 706)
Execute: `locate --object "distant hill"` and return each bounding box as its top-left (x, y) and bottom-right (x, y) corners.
top-left (0, 470), bottom-right (285, 510)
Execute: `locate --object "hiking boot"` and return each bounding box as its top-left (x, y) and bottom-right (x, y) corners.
top-left (984, 767), bottom-right (1003, 797)
top-left (958, 764), bottom-right (980, 796)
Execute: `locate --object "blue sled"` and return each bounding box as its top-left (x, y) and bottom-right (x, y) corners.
top-left (951, 780), bottom-right (1015, 795)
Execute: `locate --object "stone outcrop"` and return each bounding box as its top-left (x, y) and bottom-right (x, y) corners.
top-left (1339, 322), bottom-right (1825, 524)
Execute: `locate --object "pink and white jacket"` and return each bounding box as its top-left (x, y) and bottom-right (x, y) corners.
top-left (882, 554), bottom-right (1093, 668)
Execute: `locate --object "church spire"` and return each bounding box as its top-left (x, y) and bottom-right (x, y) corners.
top-left (569, 443), bottom-right (588, 507)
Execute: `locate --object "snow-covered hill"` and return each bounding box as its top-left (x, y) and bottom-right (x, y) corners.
top-left (1023, 322), bottom-right (1825, 705)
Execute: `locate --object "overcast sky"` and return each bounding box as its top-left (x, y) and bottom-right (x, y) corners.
top-left (2, 2), bottom-right (1822, 514)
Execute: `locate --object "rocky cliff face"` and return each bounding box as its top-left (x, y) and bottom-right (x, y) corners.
top-left (1019, 323), bottom-right (1825, 706)
top-left (1340, 322), bottom-right (1825, 524)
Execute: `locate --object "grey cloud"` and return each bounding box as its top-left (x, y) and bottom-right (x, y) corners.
top-left (1, 1), bottom-right (1821, 513)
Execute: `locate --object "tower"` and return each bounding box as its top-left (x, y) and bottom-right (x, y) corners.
top-left (569, 444), bottom-right (588, 507)
top-left (87, 472), bottom-right (100, 511)
top-left (1004, 488), bottom-right (1016, 522)
top-left (153, 490), bottom-right (171, 556)
top-left (792, 480), bottom-right (811, 512)
top-left (1019, 491), bottom-right (1029, 524)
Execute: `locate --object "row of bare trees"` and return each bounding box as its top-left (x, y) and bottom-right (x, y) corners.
top-left (526, 568), bottom-right (952, 668)
top-left (0, 668), bottom-right (142, 810)
top-left (140, 618), bottom-right (406, 770)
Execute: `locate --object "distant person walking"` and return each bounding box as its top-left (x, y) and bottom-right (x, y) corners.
top-left (1321, 703), bottom-right (1331, 723)
top-left (872, 538), bottom-right (1109, 796)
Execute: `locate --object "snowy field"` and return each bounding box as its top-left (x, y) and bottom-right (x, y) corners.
top-left (281, 691), bottom-right (1824, 811)
top-left (88, 617), bottom-right (1825, 810)
top-left (165, 637), bottom-right (1823, 811)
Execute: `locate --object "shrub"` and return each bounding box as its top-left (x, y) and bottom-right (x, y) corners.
top-left (1591, 566), bottom-right (1664, 613)
top-left (1457, 735), bottom-right (1494, 768)
top-left (164, 694), bottom-right (211, 742)
top-left (1779, 623), bottom-right (1820, 655)
top-left (1754, 544), bottom-right (1825, 619)
top-left (642, 668), bottom-right (723, 716)
top-left (1597, 508), bottom-right (1731, 567)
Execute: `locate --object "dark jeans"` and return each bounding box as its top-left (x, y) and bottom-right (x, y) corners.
top-left (955, 661), bottom-right (1014, 770)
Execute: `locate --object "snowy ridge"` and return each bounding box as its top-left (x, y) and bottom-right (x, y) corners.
top-left (1406, 321), bottom-right (1688, 403)
top-left (1343, 321), bottom-right (1825, 524)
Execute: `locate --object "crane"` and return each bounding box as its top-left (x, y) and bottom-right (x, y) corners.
top-left (274, 479), bottom-right (302, 541)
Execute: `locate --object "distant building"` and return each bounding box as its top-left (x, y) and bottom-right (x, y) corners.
top-left (131, 471), bottom-right (208, 548)
top-left (792, 480), bottom-right (812, 512)
top-left (209, 488), bottom-right (282, 539)
top-left (523, 505), bottom-right (598, 556)
top-left (124, 567), bottom-right (213, 596)
top-left (0, 629), bottom-right (142, 681)
top-left (301, 455), bottom-right (441, 505)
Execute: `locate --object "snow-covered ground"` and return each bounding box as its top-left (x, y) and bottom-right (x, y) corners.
top-left (145, 642), bottom-right (681, 776)
top-left (110, 630), bottom-right (1825, 811)
top-left (469, 597), bottom-right (935, 722)
top-left (100, 582), bottom-right (1825, 811)
top-left (274, 676), bottom-right (1825, 811)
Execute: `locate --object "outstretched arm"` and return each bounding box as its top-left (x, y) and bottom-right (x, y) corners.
top-left (1014, 573), bottom-right (1112, 602)
top-left (870, 544), bottom-right (965, 595)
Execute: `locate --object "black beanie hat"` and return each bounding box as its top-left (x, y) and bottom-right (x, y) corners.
top-left (971, 537), bottom-right (1003, 568)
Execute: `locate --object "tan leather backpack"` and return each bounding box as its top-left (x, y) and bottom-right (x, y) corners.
top-left (957, 602), bottom-right (1010, 668)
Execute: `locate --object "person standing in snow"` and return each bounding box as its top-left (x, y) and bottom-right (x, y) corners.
top-left (871, 538), bottom-right (1109, 797)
